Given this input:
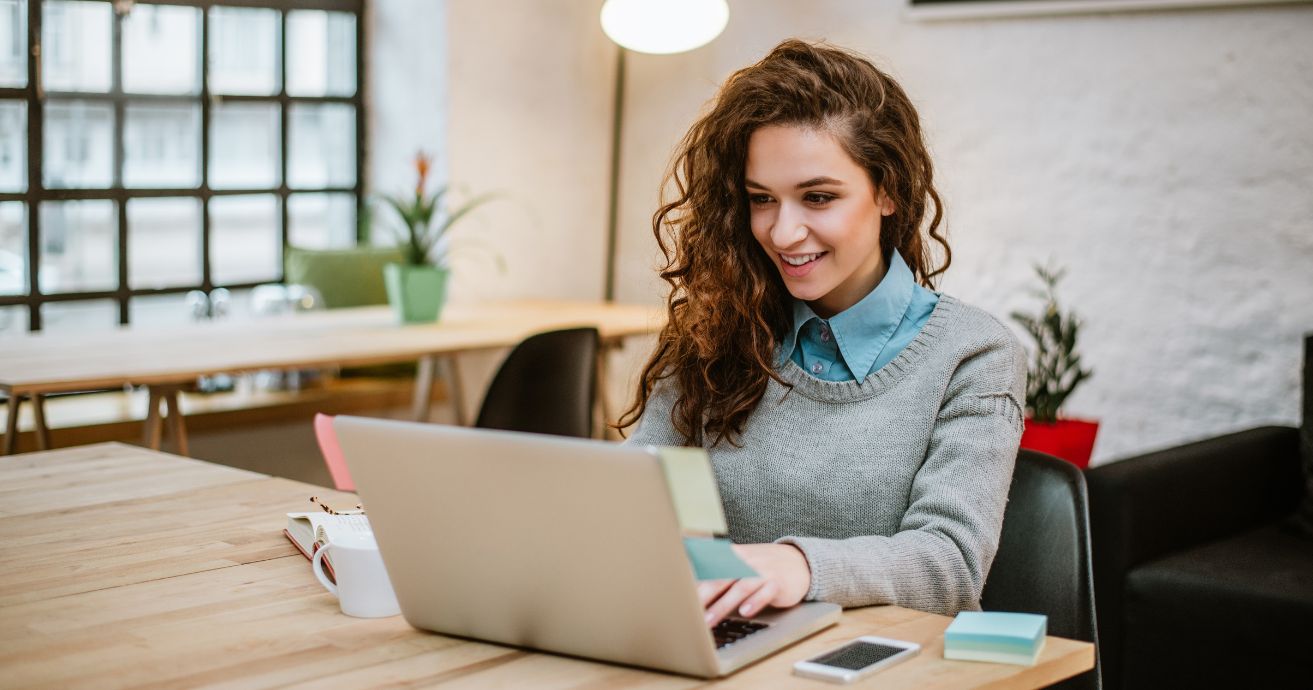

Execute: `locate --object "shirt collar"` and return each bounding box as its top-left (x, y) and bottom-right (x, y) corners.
top-left (785, 249), bottom-right (917, 380)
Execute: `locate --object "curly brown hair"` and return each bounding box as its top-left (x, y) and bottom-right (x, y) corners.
top-left (616, 39), bottom-right (950, 447)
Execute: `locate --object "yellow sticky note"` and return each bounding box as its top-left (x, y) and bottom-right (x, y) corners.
top-left (655, 446), bottom-right (728, 536)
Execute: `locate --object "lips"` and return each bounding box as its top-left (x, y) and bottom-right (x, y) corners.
top-left (778, 251), bottom-right (826, 278)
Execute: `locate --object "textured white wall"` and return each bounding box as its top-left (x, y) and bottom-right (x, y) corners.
top-left (610, 1), bottom-right (1313, 463)
top-left (427, 1), bottom-right (1312, 461)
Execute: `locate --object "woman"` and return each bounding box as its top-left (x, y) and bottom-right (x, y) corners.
top-left (618, 40), bottom-right (1027, 625)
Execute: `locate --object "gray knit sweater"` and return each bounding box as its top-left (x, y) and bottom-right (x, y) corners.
top-left (625, 295), bottom-right (1027, 616)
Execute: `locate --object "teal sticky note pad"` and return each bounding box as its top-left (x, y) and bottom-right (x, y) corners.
top-left (945, 611), bottom-right (1047, 649)
top-left (683, 537), bottom-right (757, 580)
top-left (655, 446), bottom-right (728, 535)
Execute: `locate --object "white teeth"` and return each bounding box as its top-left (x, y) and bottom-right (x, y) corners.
top-left (781, 253), bottom-right (822, 266)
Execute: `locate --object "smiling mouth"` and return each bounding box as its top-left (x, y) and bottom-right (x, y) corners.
top-left (781, 252), bottom-right (825, 266)
top-left (778, 251), bottom-right (827, 277)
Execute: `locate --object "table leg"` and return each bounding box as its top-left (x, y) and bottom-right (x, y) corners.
top-left (413, 355), bottom-right (436, 423)
top-left (595, 339), bottom-right (623, 440)
top-left (594, 344), bottom-right (608, 439)
top-left (444, 354), bottom-right (467, 427)
top-left (3, 392), bottom-right (20, 455)
top-left (31, 393), bottom-right (51, 451)
top-left (143, 388), bottom-right (164, 450)
top-left (163, 389), bottom-right (189, 457)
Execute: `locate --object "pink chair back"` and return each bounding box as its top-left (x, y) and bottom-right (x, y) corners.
top-left (314, 413), bottom-right (354, 491)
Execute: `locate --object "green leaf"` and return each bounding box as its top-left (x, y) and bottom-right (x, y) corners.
top-left (434, 192), bottom-right (500, 236)
top-left (1014, 261), bottom-right (1091, 420)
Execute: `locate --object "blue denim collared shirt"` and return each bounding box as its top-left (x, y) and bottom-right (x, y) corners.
top-left (786, 249), bottom-right (939, 382)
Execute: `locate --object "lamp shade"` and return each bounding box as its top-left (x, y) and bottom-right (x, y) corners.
top-left (600, 0), bottom-right (729, 55)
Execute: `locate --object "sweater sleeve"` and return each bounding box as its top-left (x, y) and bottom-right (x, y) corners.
top-left (621, 378), bottom-right (688, 448)
top-left (778, 330), bottom-right (1027, 615)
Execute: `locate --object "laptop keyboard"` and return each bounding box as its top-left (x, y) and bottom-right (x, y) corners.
top-left (712, 618), bottom-right (770, 649)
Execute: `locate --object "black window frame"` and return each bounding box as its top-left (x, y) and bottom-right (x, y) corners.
top-left (0, 0), bottom-right (366, 331)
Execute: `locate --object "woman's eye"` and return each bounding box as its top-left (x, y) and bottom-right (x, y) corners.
top-left (748, 194), bottom-right (773, 205)
top-left (805, 192), bottom-right (836, 205)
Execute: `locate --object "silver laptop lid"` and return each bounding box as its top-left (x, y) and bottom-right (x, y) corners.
top-left (334, 416), bottom-right (722, 677)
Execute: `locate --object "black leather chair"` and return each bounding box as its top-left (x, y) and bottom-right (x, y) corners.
top-left (1086, 426), bottom-right (1310, 689)
top-left (474, 327), bottom-right (599, 438)
top-left (1086, 334), bottom-right (1313, 689)
top-left (982, 449), bottom-right (1101, 690)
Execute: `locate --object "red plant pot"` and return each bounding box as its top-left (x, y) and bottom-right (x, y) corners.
top-left (1019, 418), bottom-right (1100, 469)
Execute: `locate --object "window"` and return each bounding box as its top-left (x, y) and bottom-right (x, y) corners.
top-left (0, 0), bottom-right (364, 333)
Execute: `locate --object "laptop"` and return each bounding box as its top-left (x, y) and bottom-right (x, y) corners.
top-left (333, 415), bottom-right (840, 678)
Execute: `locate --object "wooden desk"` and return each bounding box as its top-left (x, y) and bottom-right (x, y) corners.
top-left (0, 444), bottom-right (1095, 689)
top-left (0, 300), bottom-right (665, 456)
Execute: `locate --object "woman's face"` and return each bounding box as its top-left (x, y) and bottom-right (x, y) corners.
top-left (745, 124), bottom-right (894, 319)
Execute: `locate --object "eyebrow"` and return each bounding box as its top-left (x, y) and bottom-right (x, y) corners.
top-left (744, 176), bottom-right (846, 190)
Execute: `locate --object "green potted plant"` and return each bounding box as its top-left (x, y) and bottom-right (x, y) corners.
top-left (378, 152), bottom-right (496, 324)
top-left (1010, 263), bottom-right (1099, 468)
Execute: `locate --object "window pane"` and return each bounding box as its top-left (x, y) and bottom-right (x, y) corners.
top-left (288, 103), bottom-right (355, 189)
top-left (0, 305), bottom-right (27, 334)
top-left (209, 102), bottom-right (279, 190)
top-left (288, 193), bottom-right (354, 249)
top-left (0, 0), bottom-right (26, 88)
top-left (286, 10), bottom-right (356, 97)
top-left (43, 100), bottom-right (113, 188)
top-left (0, 100), bottom-right (24, 192)
top-left (42, 1), bottom-right (111, 93)
top-left (123, 4), bottom-right (200, 95)
top-left (41, 298), bottom-right (117, 333)
top-left (127, 197), bottom-right (201, 289)
top-left (208, 6), bottom-right (279, 96)
top-left (0, 200), bottom-right (24, 295)
top-left (38, 199), bottom-right (116, 293)
top-left (211, 194), bottom-right (280, 285)
top-left (124, 103), bottom-right (200, 188)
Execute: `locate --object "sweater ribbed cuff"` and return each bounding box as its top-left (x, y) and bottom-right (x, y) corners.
top-left (775, 535), bottom-right (846, 604)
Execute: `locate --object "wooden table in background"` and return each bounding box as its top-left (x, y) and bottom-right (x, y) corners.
top-left (0, 300), bottom-right (665, 456)
top-left (0, 444), bottom-right (1095, 689)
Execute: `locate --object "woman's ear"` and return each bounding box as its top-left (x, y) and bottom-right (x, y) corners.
top-left (877, 190), bottom-right (896, 217)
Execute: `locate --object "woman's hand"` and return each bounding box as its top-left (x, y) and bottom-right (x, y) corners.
top-left (698, 543), bottom-right (812, 627)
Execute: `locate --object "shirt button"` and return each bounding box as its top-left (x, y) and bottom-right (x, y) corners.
top-left (811, 361), bottom-right (825, 374)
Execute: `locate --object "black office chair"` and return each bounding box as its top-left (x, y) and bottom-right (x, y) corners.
top-left (981, 449), bottom-right (1101, 690)
top-left (474, 327), bottom-right (599, 438)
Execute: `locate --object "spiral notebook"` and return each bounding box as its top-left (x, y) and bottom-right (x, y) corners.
top-left (283, 510), bottom-right (373, 582)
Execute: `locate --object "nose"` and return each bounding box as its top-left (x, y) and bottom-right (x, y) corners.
top-left (770, 202), bottom-right (808, 248)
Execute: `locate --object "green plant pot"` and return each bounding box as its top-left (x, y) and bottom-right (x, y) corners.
top-left (383, 263), bottom-right (449, 324)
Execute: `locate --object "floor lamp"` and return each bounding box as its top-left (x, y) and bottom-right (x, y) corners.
top-left (599, 0), bottom-right (729, 301)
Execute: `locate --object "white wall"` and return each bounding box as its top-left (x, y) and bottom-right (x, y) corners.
top-left (416, 1), bottom-right (1312, 462)
top-left (444, 0), bottom-right (616, 304)
top-left (371, 0), bottom-right (622, 418)
top-left (366, 0), bottom-right (449, 224)
top-left (611, 1), bottom-right (1313, 463)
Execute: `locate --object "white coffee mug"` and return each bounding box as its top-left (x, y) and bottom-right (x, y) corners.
top-left (311, 533), bottom-right (401, 618)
